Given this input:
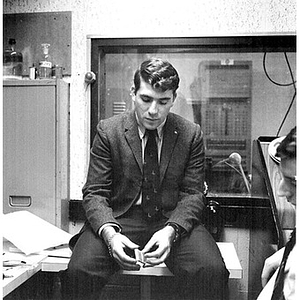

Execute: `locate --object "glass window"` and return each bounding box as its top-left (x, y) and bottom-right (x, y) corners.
top-left (90, 37), bottom-right (296, 195)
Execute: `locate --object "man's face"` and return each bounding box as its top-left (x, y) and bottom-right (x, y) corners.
top-left (132, 79), bottom-right (176, 130)
top-left (277, 157), bottom-right (296, 206)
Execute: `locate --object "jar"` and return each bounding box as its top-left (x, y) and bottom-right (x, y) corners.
top-left (3, 39), bottom-right (23, 79)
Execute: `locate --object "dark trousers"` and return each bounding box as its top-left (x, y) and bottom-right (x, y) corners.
top-left (61, 207), bottom-right (229, 300)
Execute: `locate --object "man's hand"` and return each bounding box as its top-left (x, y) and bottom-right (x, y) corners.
top-left (261, 247), bottom-right (284, 287)
top-left (141, 226), bottom-right (175, 266)
top-left (109, 233), bottom-right (141, 270)
top-left (101, 226), bottom-right (140, 271)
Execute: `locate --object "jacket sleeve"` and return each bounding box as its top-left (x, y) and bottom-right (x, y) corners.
top-left (165, 124), bottom-right (206, 233)
top-left (82, 121), bottom-right (120, 234)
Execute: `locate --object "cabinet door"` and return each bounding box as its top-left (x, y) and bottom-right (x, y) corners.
top-left (3, 84), bottom-right (56, 225)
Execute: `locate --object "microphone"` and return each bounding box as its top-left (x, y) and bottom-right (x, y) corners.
top-left (212, 153), bottom-right (241, 174)
top-left (228, 152), bottom-right (251, 193)
top-left (212, 152), bottom-right (251, 193)
top-left (228, 152), bottom-right (242, 165)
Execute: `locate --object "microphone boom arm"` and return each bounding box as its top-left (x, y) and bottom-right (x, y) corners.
top-left (238, 163), bottom-right (251, 193)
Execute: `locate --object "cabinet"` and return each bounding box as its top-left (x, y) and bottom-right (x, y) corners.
top-left (197, 60), bottom-right (252, 193)
top-left (3, 79), bottom-right (70, 230)
top-left (199, 60), bottom-right (252, 168)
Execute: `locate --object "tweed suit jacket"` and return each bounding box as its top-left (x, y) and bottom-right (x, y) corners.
top-left (82, 110), bottom-right (205, 235)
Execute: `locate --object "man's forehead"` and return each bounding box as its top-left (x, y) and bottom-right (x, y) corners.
top-left (138, 81), bottom-right (174, 97)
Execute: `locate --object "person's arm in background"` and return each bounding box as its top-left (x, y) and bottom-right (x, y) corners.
top-left (261, 247), bottom-right (285, 287)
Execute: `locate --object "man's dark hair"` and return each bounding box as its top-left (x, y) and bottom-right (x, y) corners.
top-left (276, 127), bottom-right (296, 159)
top-left (133, 58), bottom-right (180, 94)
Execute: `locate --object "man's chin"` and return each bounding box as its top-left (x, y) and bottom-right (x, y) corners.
top-left (144, 121), bottom-right (161, 130)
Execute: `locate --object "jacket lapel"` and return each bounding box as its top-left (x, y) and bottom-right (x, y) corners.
top-left (160, 115), bottom-right (179, 183)
top-left (124, 111), bottom-right (143, 172)
top-left (124, 112), bottom-right (179, 178)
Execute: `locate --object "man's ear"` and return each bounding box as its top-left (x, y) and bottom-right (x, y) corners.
top-left (130, 86), bottom-right (136, 98)
top-left (173, 92), bottom-right (177, 102)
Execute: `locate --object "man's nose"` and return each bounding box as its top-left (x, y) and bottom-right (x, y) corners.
top-left (148, 101), bottom-right (158, 115)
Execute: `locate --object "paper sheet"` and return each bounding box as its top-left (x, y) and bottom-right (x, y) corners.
top-left (2, 211), bottom-right (73, 255)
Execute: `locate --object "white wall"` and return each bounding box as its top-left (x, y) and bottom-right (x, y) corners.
top-left (3, 0), bottom-right (297, 199)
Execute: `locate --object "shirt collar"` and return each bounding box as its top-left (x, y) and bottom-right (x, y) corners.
top-left (135, 113), bottom-right (165, 140)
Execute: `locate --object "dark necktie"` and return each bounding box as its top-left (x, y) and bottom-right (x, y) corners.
top-left (271, 228), bottom-right (296, 300)
top-left (142, 129), bottom-right (161, 218)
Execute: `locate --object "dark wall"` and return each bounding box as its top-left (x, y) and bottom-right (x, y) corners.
top-left (3, 12), bottom-right (72, 76)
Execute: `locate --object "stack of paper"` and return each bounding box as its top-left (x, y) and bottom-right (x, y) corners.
top-left (2, 211), bottom-right (73, 255)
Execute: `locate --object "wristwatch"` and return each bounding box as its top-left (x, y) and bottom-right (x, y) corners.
top-left (167, 222), bottom-right (182, 243)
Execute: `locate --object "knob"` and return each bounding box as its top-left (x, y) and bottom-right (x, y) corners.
top-left (85, 71), bottom-right (96, 84)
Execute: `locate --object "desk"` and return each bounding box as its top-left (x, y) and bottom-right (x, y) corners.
top-left (120, 242), bottom-right (242, 279)
top-left (38, 242), bottom-right (243, 279)
top-left (3, 242), bottom-right (242, 298)
top-left (2, 241), bottom-right (71, 298)
top-left (3, 253), bottom-right (46, 297)
top-left (119, 242), bottom-right (242, 300)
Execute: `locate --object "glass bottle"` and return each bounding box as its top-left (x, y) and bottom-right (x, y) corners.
top-left (29, 64), bottom-right (36, 80)
top-left (3, 38), bottom-right (23, 78)
top-left (38, 43), bottom-right (52, 79)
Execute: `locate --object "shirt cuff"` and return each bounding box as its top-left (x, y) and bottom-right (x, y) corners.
top-left (166, 222), bottom-right (183, 243)
top-left (98, 223), bottom-right (121, 237)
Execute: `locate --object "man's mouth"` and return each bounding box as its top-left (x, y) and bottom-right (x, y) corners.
top-left (146, 118), bottom-right (159, 122)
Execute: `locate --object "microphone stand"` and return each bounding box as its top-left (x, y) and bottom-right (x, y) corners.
top-left (237, 162), bottom-right (251, 194)
top-left (212, 153), bottom-right (251, 194)
top-left (224, 161), bottom-right (242, 176)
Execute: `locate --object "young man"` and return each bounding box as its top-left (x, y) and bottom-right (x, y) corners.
top-left (62, 58), bottom-right (229, 300)
top-left (257, 127), bottom-right (296, 300)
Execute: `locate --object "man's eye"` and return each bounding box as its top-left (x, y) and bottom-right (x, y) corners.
top-left (159, 101), bottom-right (168, 105)
top-left (141, 96), bottom-right (151, 102)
